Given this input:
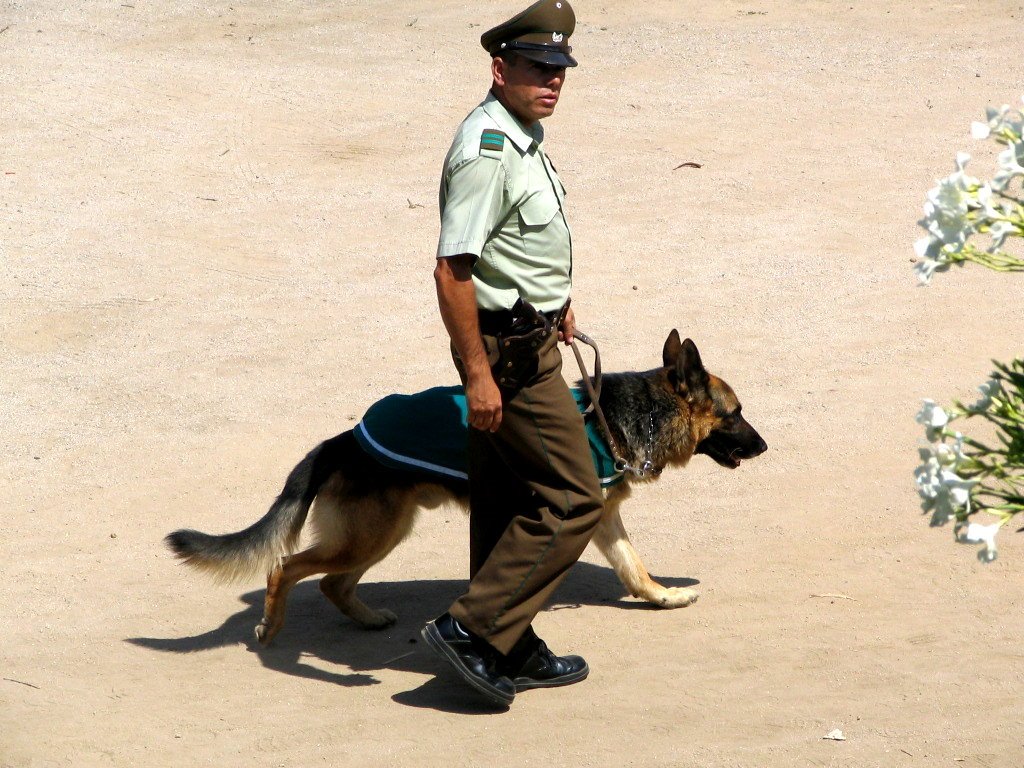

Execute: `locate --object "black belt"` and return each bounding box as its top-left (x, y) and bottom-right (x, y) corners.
top-left (478, 302), bottom-right (568, 336)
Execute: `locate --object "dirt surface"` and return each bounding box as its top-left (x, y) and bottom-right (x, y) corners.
top-left (4, 1), bottom-right (1024, 766)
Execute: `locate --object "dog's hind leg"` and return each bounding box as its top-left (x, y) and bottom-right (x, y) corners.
top-left (255, 479), bottom-right (430, 644)
top-left (593, 493), bottom-right (698, 609)
top-left (296, 483), bottom-right (421, 634)
top-left (256, 541), bottom-right (399, 644)
top-left (319, 570), bottom-right (397, 630)
top-left (312, 487), bottom-right (422, 628)
top-left (256, 545), bottom-right (340, 645)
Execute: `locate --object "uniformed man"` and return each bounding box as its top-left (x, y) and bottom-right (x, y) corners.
top-left (421, 0), bottom-right (605, 706)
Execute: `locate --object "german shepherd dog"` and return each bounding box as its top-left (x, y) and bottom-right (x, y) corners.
top-left (166, 331), bottom-right (767, 645)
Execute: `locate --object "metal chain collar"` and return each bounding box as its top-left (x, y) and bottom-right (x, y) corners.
top-left (612, 412), bottom-right (658, 478)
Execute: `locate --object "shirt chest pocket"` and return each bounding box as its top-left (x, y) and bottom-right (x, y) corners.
top-left (517, 188), bottom-right (560, 230)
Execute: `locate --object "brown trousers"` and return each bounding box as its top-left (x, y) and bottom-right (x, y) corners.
top-left (450, 330), bottom-right (604, 655)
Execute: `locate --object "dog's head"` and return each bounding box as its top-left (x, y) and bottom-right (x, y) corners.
top-left (662, 330), bottom-right (767, 468)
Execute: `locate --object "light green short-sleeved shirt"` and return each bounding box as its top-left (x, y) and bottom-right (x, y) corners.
top-left (437, 92), bottom-right (572, 313)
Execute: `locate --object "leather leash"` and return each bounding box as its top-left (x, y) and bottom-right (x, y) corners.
top-left (570, 331), bottom-right (656, 478)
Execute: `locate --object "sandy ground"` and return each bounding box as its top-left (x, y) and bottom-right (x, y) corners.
top-left (3, 1), bottom-right (1024, 765)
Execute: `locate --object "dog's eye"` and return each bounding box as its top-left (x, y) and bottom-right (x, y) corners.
top-left (716, 411), bottom-right (743, 429)
top-left (724, 406), bottom-right (743, 422)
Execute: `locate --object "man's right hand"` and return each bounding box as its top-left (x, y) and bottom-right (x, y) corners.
top-left (466, 370), bottom-right (503, 433)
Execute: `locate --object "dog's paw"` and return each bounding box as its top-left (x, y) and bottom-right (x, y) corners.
top-left (651, 586), bottom-right (698, 609)
top-left (254, 618), bottom-right (280, 646)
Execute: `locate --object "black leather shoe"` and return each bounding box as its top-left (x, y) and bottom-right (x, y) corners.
top-left (421, 613), bottom-right (516, 706)
top-left (508, 639), bottom-right (589, 691)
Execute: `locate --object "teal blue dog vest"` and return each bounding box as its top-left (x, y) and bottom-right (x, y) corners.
top-left (353, 385), bottom-right (623, 488)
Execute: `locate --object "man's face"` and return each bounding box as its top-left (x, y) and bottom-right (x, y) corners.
top-left (493, 56), bottom-right (567, 127)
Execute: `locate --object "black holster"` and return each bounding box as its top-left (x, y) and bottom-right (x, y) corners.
top-left (489, 299), bottom-right (560, 391)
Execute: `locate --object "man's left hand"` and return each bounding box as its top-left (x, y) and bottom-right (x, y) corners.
top-left (557, 306), bottom-right (575, 346)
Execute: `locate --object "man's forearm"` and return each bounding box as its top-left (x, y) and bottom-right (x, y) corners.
top-left (435, 256), bottom-right (503, 432)
top-left (434, 257), bottom-right (490, 379)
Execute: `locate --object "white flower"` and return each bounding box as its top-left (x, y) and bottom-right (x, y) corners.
top-left (972, 104), bottom-right (1012, 141)
top-left (916, 400), bottom-right (949, 439)
top-left (919, 468), bottom-right (976, 527)
top-left (976, 103), bottom-right (1024, 142)
top-left (971, 121), bottom-right (991, 140)
top-left (915, 425), bottom-right (976, 526)
top-left (919, 201), bottom-right (971, 250)
top-left (992, 141), bottom-right (1024, 192)
top-left (913, 235), bottom-right (953, 284)
top-left (914, 235), bottom-right (941, 260)
top-left (940, 469), bottom-right (976, 510)
top-left (970, 378), bottom-right (1001, 411)
top-left (915, 445), bottom-right (977, 527)
top-left (915, 451), bottom-right (943, 499)
top-left (918, 439), bottom-right (963, 469)
top-left (989, 218), bottom-right (1017, 252)
top-left (973, 185), bottom-right (1019, 252)
top-left (953, 432), bottom-right (966, 464)
top-left (956, 521), bottom-right (1001, 562)
top-left (919, 155), bottom-right (980, 249)
top-left (953, 151), bottom-right (976, 180)
top-left (928, 491), bottom-right (959, 527)
top-left (976, 184), bottom-right (998, 217)
top-left (936, 440), bottom-right (962, 467)
top-left (913, 255), bottom-right (939, 284)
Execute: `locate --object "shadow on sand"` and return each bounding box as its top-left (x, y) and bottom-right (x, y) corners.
top-left (127, 562), bottom-right (697, 714)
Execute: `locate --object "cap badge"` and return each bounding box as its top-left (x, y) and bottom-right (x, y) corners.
top-left (552, 32), bottom-right (563, 42)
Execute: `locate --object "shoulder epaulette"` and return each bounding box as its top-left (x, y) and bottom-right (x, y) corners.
top-left (479, 129), bottom-right (507, 158)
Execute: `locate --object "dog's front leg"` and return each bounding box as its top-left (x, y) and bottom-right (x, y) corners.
top-left (593, 493), bottom-right (698, 608)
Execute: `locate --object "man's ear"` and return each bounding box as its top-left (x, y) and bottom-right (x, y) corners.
top-left (492, 56), bottom-right (506, 87)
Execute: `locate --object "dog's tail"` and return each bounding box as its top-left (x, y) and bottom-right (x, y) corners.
top-left (165, 434), bottom-right (345, 583)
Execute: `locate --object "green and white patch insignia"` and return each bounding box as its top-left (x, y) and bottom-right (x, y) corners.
top-left (479, 129), bottom-right (506, 158)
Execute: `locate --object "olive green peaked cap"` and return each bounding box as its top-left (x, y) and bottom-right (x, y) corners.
top-left (480, 0), bottom-right (578, 68)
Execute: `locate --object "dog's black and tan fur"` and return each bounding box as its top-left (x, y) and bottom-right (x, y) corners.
top-left (166, 331), bottom-right (767, 645)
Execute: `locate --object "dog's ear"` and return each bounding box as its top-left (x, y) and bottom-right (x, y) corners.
top-left (662, 329), bottom-right (683, 368)
top-left (673, 338), bottom-right (710, 400)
